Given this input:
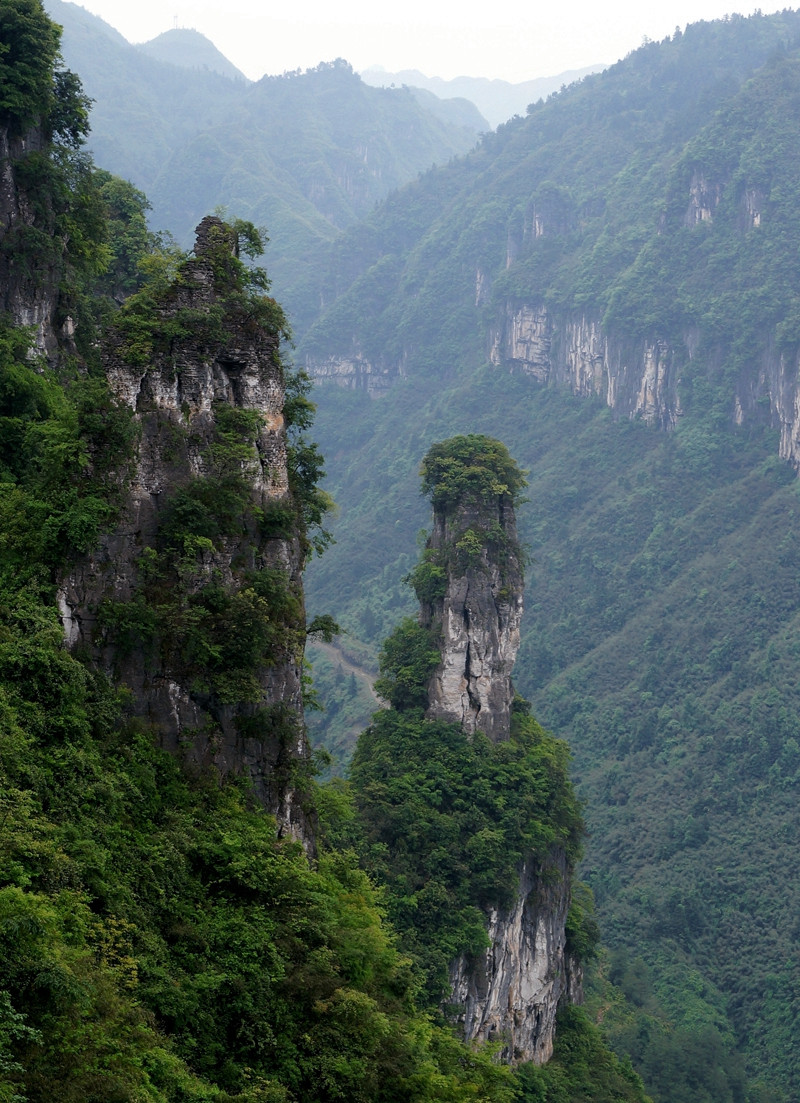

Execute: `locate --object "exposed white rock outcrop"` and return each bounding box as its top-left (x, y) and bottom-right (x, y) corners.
top-left (490, 302), bottom-right (683, 429)
top-left (449, 851), bottom-right (581, 1063)
top-left (303, 349), bottom-right (400, 394)
top-left (685, 170), bottom-right (723, 225)
top-left (422, 497), bottom-right (523, 743)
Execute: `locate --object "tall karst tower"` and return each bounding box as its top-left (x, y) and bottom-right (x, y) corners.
top-left (59, 217), bottom-right (323, 844)
top-left (417, 436), bottom-right (525, 742)
top-left (409, 435), bottom-right (582, 1063)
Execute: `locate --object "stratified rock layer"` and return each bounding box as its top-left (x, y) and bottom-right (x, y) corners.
top-left (489, 303), bottom-right (682, 430)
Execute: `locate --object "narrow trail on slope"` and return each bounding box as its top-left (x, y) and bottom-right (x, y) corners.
top-left (311, 640), bottom-right (383, 707)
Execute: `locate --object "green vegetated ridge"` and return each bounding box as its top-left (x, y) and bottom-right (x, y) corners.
top-left (0, 4), bottom-right (646, 1101)
top-left (298, 11), bottom-right (800, 1101)
top-left (296, 9), bottom-right (800, 355)
top-left (44, 0), bottom-right (486, 313)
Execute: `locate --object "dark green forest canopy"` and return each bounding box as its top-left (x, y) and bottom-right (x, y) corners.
top-left (0, 0), bottom-right (89, 142)
top-left (419, 434), bottom-right (528, 510)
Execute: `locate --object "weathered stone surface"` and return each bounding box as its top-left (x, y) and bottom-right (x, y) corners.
top-left (449, 850), bottom-right (581, 1064)
top-left (0, 125), bottom-right (62, 357)
top-left (422, 497), bottom-right (523, 743)
top-left (302, 346), bottom-right (401, 394)
top-left (416, 465), bottom-right (580, 1059)
top-left (489, 303), bottom-right (683, 429)
top-left (487, 299), bottom-right (800, 468)
top-left (59, 218), bottom-right (313, 844)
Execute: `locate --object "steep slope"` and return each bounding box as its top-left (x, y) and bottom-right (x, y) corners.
top-left (58, 216), bottom-right (318, 839)
top-left (349, 437), bottom-right (586, 1065)
top-left (298, 11), bottom-right (800, 1099)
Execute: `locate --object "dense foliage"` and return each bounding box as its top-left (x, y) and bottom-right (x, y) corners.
top-left (298, 14), bottom-right (800, 1099)
top-left (0, 7), bottom-right (649, 1100)
top-left (0, 0), bottom-right (89, 143)
top-left (419, 435), bottom-right (527, 511)
top-left (349, 699), bottom-right (584, 1006)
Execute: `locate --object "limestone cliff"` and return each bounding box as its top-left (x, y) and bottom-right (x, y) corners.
top-left (488, 299), bottom-right (800, 470)
top-left (59, 218), bottom-right (314, 842)
top-left (302, 345), bottom-right (400, 394)
top-left (489, 303), bottom-right (683, 430)
top-left (0, 123), bottom-right (64, 356)
top-left (449, 851), bottom-right (582, 1065)
top-left (420, 495), bottom-right (523, 742)
top-left (415, 436), bottom-right (579, 1063)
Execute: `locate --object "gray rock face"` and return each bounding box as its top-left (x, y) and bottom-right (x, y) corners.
top-left (417, 476), bottom-right (580, 1059)
top-left (0, 125), bottom-right (63, 357)
top-left (422, 498), bottom-right (523, 742)
top-left (489, 299), bottom-right (800, 470)
top-left (449, 851), bottom-right (582, 1064)
top-left (302, 347), bottom-right (402, 394)
top-left (59, 219), bottom-right (313, 843)
top-left (489, 302), bottom-right (682, 429)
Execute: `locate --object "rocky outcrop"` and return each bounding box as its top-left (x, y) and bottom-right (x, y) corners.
top-left (421, 497), bottom-right (523, 742)
top-left (303, 348), bottom-right (399, 394)
top-left (449, 851), bottom-right (581, 1064)
top-left (684, 170), bottom-right (723, 225)
top-left (488, 300), bottom-right (800, 470)
top-left (0, 124), bottom-right (63, 357)
top-left (489, 302), bottom-right (683, 429)
top-left (58, 218), bottom-right (313, 842)
top-left (417, 441), bottom-right (579, 1059)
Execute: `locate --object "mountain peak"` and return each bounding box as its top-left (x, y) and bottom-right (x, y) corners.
top-left (137, 27), bottom-right (248, 82)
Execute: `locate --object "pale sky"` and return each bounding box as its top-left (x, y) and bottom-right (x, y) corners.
top-left (72, 0), bottom-right (766, 83)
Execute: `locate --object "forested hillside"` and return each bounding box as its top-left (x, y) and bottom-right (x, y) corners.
top-left (0, 3), bottom-right (649, 1100)
top-left (43, 0), bottom-right (484, 310)
top-left (297, 11), bottom-right (800, 1100)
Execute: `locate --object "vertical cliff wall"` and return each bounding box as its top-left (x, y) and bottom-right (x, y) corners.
top-left (414, 436), bottom-right (579, 1064)
top-left (489, 303), bottom-right (684, 430)
top-left (449, 851), bottom-right (582, 1065)
top-left (0, 124), bottom-right (64, 356)
top-left (59, 218), bottom-right (314, 841)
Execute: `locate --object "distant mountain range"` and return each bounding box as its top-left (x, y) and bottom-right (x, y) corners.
top-left (360, 64), bottom-right (606, 127)
top-left (43, 0), bottom-right (491, 315)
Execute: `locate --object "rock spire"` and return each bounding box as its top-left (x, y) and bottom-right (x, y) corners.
top-left (414, 435), bottom-right (581, 1063)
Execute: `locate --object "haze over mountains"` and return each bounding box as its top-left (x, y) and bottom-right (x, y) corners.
top-left (360, 65), bottom-right (607, 128)
top-left (44, 0), bottom-right (491, 302)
